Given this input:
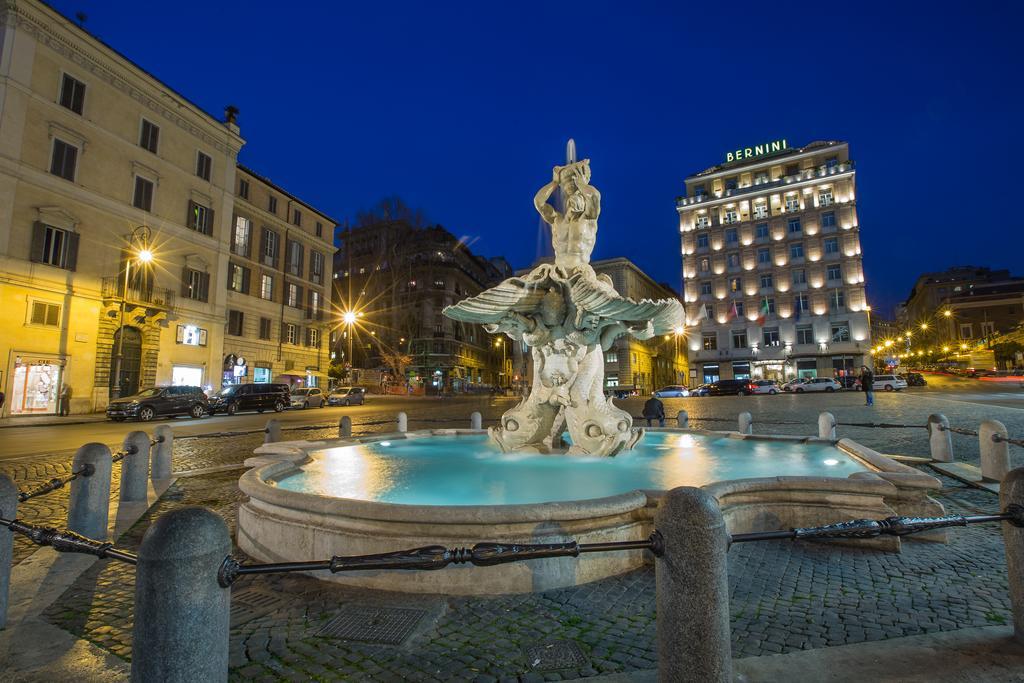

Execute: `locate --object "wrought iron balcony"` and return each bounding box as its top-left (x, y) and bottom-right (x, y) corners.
top-left (101, 277), bottom-right (175, 309)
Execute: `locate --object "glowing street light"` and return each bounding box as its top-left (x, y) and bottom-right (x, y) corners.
top-left (943, 310), bottom-right (953, 318)
top-left (920, 322), bottom-right (928, 331)
top-left (111, 226), bottom-right (154, 399)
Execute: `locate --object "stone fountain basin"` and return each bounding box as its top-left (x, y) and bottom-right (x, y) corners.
top-left (238, 429), bottom-right (943, 595)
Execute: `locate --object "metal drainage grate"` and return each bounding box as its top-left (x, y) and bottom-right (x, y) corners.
top-left (316, 606), bottom-right (427, 645)
top-left (230, 588), bottom-right (286, 626)
top-left (524, 640), bottom-right (589, 671)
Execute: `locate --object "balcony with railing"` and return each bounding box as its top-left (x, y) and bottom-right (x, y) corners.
top-left (101, 277), bottom-right (176, 310)
top-left (677, 161), bottom-right (855, 208)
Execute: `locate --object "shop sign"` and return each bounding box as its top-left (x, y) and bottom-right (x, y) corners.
top-left (177, 324), bottom-right (208, 347)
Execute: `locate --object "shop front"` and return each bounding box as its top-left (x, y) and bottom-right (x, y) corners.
top-left (6, 354), bottom-right (66, 416)
top-left (223, 354), bottom-right (248, 386)
top-left (171, 365), bottom-right (204, 387)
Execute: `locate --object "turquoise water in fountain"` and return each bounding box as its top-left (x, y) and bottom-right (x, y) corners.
top-left (271, 433), bottom-right (867, 506)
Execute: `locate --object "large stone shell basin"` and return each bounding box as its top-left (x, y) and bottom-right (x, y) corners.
top-left (238, 429), bottom-right (943, 595)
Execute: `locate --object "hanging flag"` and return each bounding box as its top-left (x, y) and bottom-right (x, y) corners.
top-left (795, 299), bottom-right (802, 322)
top-left (729, 301), bottom-right (739, 321)
top-left (756, 297), bottom-right (769, 325)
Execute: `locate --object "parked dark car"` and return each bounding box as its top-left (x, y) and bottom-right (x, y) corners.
top-left (208, 383), bottom-right (290, 415)
top-left (707, 379), bottom-right (758, 396)
top-left (327, 387), bottom-right (366, 406)
top-left (107, 386), bottom-right (208, 422)
top-left (836, 376), bottom-right (859, 390)
top-left (905, 372), bottom-right (927, 387)
top-left (691, 384), bottom-right (712, 396)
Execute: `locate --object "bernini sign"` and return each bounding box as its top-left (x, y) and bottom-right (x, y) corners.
top-left (726, 139), bottom-right (787, 163)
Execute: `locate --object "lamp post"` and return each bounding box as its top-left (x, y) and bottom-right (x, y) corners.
top-left (111, 226), bottom-right (153, 399)
top-left (342, 310), bottom-right (357, 372)
top-left (495, 337), bottom-right (506, 389)
top-left (674, 325), bottom-right (685, 384)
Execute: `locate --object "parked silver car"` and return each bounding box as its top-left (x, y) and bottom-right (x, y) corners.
top-left (290, 387), bottom-right (325, 408)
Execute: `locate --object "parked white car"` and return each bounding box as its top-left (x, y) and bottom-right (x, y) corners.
top-left (290, 387), bottom-right (325, 408)
top-left (750, 380), bottom-right (781, 395)
top-left (872, 374), bottom-right (908, 392)
top-left (653, 385), bottom-right (690, 398)
top-left (782, 378), bottom-right (808, 392)
top-left (793, 378), bottom-right (842, 393)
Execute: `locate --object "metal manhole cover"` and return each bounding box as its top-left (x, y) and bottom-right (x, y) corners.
top-left (316, 606), bottom-right (426, 645)
top-left (230, 587), bottom-right (285, 625)
top-left (524, 640), bottom-right (589, 671)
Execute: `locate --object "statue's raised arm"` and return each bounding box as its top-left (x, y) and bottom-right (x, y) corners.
top-left (534, 166), bottom-right (561, 225)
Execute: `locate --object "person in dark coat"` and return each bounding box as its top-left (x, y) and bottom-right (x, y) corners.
top-left (643, 396), bottom-right (666, 427)
top-left (860, 366), bottom-right (874, 406)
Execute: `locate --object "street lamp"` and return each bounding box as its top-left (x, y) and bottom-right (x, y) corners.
top-left (495, 337), bottom-right (506, 389)
top-left (342, 310), bottom-right (357, 369)
top-left (111, 226), bottom-right (153, 399)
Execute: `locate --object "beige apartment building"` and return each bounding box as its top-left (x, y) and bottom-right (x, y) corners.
top-left (591, 258), bottom-right (686, 394)
top-left (226, 167), bottom-right (334, 390)
top-left (0, 0), bottom-right (333, 416)
top-left (677, 140), bottom-right (870, 385)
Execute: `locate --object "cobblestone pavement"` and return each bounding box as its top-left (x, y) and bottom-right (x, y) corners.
top-left (4, 394), bottom-right (1018, 680)
top-left (35, 464), bottom-right (1009, 682)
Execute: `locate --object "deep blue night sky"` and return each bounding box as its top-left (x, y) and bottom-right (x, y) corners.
top-left (46, 0), bottom-right (1024, 317)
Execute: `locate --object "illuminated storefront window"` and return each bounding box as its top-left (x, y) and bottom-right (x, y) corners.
top-left (9, 358), bottom-right (63, 414)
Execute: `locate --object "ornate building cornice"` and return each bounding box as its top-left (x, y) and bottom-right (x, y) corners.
top-left (1, 1), bottom-right (244, 157)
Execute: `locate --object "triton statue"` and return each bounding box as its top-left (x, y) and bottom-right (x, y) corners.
top-left (443, 142), bottom-right (683, 456)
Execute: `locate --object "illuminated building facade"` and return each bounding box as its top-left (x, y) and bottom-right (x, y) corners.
top-left (0, 0), bottom-right (331, 415)
top-left (677, 140), bottom-right (870, 384)
top-left (590, 258), bottom-right (687, 394)
top-left (334, 221), bottom-right (512, 394)
top-left (224, 167), bottom-right (335, 389)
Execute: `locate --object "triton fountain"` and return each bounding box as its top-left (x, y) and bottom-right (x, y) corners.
top-left (443, 142), bottom-right (683, 455)
top-left (237, 144), bottom-right (945, 595)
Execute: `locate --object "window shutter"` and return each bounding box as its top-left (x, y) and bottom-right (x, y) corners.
top-left (259, 229), bottom-right (267, 265)
top-left (242, 267), bottom-right (251, 295)
top-left (186, 200), bottom-right (196, 229)
top-left (296, 285), bottom-right (304, 309)
top-left (297, 244), bottom-right (304, 276)
top-left (230, 215), bottom-right (237, 253)
top-left (207, 207), bottom-right (215, 236)
top-left (30, 222), bottom-right (46, 263)
top-left (65, 231), bottom-right (80, 271)
top-left (181, 266), bottom-right (191, 297)
top-left (201, 272), bottom-right (210, 301)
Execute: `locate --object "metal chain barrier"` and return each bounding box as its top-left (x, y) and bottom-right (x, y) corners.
top-left (0, 516), bottom-right (137, 564)
top-left (110, 445), bottom-right (135, 465)
top-left (17, 463), bottom-right (95, 503)
top-left (216, 533), bottom-right (664, 587)
top-left (939, 424), bottom-right (980, 437)
top-left (994, 434), bottom-right (1024, 449)
top-left (731, 505), bottom-right (1024, 543)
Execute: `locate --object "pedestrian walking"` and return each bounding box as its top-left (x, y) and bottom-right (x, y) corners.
top-left (643, 395), bottom-right (665, 427)
top-left (58, 383), bottom-right (72, 416)
top-left (860, 366), bottom-right (874, 407)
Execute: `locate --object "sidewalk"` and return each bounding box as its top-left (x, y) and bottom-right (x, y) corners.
top-left (0, 413), bottom-right (107, 428)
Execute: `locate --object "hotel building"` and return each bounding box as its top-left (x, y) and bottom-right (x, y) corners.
top-left (0, 0), bottom-right (333, 416)
top-left (677, 140), bottom-right (869, 384)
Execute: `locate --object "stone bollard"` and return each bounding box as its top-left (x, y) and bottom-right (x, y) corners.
top-left (676, 410), bottom-right (689, 428)
top-left (131, 507), bottom-right (231, 682)
top-left (67, 443), bottom-right (113, 540)
top-left (339, 415), bottom-right (352, 438)
top-left (738, 411), bottom-right (752, 435)
top-left (119, 431), bottom-right (151, 503)
top-left (471, 411), bottom-right (482, 430)
top-left (0, 474), bottom-right (17, 629)
top-left (981, 420), bottom-right (1010, 483)
top-left (655, 487), bottom-right (733, 682)
top-left (151, 426), bottom-right (174, 482)
top-left (1000, 467), bottom-right (1024, 642)
top-left (397, 412), bottom-right (408, 433)
top-left (264, 419), bottom-right (281, 444)
top-left (927, 414), bottom-right (953, 463)
top-left (818, 412), bottom-right (837, 440)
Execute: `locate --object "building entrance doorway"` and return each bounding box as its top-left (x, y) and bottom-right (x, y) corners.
top-left (110, 327), bottom-right (142, 398)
